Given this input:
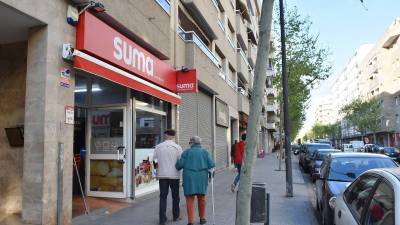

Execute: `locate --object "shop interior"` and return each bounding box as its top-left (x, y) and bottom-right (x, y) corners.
top-left (72, 73), bottom-right (171, 218)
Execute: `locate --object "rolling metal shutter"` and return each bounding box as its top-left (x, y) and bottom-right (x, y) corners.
top-left (215, 126), bottom-right (228, 170)
top-left (179, 91), bottom-right (213, 156)
top-left (197, 92), bottom-right (213, 155)
top-left (179, 93), bottom-right (198, 150)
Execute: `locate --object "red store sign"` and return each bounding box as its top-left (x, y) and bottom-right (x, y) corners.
top-left (75, 12), bottom-right (197, 104)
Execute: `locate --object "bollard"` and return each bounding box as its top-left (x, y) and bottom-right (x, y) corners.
top-left (250, 182), bottom-right (267, 223)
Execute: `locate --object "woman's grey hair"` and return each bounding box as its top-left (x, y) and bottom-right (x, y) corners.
top-left (190, 136), bottom-right (202, 144)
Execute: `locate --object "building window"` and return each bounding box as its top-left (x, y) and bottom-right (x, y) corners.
top-left (395, 96), bottom-right (399, 105)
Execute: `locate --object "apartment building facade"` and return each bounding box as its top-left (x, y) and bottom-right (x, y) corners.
top-left (0, 0), bottom-right (276, 224)
top-left (328, 18), bottom-right (400, 146)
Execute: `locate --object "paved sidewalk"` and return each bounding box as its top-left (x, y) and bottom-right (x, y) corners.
top-left (73, 153), bottom-right (319, 225)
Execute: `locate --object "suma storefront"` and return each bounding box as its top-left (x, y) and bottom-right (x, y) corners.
top-left (67, 11), bottom-right (197, 200)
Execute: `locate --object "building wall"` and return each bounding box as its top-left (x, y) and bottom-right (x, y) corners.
top-left (1, 1), bottom-right (76, 224)
top-left (0, 42), bottom-right (27, 214)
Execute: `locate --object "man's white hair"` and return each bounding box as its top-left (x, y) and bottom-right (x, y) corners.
top-left (190, 136), bottom-right (202, 144)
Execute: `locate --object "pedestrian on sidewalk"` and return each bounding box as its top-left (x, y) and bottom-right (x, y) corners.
top-left (175, 136), bottom-right (215, 225)
top-left (230, 140), bottom-right (238, 163)
top-left (231, 133), bottom-right (246, 192)
top-left (154, 129), bottom-right (183, 225)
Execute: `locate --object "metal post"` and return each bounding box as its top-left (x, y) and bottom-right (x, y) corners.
top-left (264, 193), bottom-right (270, 225)
top-left (279, 0), bottom-right (293, 197)
top-left (57, 143), bottom-right (64, 225)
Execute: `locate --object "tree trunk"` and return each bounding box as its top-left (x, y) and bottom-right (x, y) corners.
top-left (235, 1), bottom-right (274, 224)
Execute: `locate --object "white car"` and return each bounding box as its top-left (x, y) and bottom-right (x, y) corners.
top-left (343, 144), bottom-right (355, 152)
top-left (330, 168), bottom-right (400, 225)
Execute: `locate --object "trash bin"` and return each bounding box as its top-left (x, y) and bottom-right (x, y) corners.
top-left (250, 182), bottom-right (267, 223)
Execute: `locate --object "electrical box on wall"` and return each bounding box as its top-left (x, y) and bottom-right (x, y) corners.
top-left (5, 127), bottom-right (24, 147)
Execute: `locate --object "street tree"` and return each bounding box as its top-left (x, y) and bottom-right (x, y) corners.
top-left (273, 6), bottom-right (332, 139)
top-left (340, 98), bottom-right (381, 143)
top-left (307, 122), bottom-right (341, 142)
top-left (235, 0), bottom-right (274, 224)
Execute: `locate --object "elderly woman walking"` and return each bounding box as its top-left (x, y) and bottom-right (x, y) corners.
top-left (175, 136), bottom-right (215, 225)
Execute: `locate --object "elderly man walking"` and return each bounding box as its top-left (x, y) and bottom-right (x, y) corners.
top-left (176, 136), bottom-right (215, 225)
top-left (153, 129), bottom-right (183, 225)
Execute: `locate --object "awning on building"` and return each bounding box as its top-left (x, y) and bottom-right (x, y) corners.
top-left (73, 50), bottom-right (182, 105)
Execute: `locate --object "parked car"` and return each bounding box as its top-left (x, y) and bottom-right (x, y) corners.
top-left (331, 168), bottom-right (400, 225)
top-left (311, 149), bottom-right (341, 182)
top-left (350, 140), bottom-right (364, 152)
top-left (364, 144), bottom-right (380, 153)
top-left (315, 153), bottom-right (398, 225)
top-left (379, 147), bottom-right (400, 162)
top-left (342, 144), bottom-right (355, 152)
top-left (316, 139), bottom-right (332, 145)
top-left (299, 143), bottom-right (333, 173)
top-left (291, 144), bottom-right (301, 155)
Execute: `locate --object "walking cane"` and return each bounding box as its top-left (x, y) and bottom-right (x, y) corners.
top-left (73, 156), bottom-right (90, 215)
top-left (210, 170), bottom-right (216, 225)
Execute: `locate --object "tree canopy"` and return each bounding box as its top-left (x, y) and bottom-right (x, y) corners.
top-left (273, 6), bottom-right (332, 139)
top-left (340, 98), bottom-right (381, 138)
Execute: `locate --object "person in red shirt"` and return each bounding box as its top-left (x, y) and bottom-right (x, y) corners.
top-left (231, 133), bottom-right (246, 192)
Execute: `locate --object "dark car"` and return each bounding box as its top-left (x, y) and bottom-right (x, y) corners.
top-left (299, 143), bottom-right (332, 173)
top-left (292, 144), bottom-right (301, 155)
top-left (379, 147), bottom-right (400, 162)
top-left (315, 153), bottom-right (398, 225)
top-left (363, 144), bottom-right (380, 153)
top-left (310, 149), bottom-right (341, 182)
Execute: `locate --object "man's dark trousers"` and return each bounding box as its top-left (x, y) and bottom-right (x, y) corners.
top-left (159, 179), bottom-right (180, 223)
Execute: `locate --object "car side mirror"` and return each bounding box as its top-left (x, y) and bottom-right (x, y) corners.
top-left (329, 196), bottom-right (337, 209)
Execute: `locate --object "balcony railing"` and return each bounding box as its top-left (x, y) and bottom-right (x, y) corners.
top-left (155, 0), bottom-right (171, 14)
top-left (226, 77), bottom-right (237, 90)
top-left (218, 19), bottom-right (225, 32)
top-left (177, 26), bottom-right (220, 67)
top-left (227, 35), bottom-right (236, 50)
top-left (239, 48), bottom-right (249, 66)
top-left (211, 0), bottom-right (219, 10)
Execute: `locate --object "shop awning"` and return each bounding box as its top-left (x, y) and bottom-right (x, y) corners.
top-left (73, 50), bottom-right (182, 105)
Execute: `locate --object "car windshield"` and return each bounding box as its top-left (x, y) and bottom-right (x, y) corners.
top-left (328, 157), bottom-right (397, 182)
top-left (308, 144), bottom-right (332, 154)
top-left (384, 147), bottom-right (399, 153)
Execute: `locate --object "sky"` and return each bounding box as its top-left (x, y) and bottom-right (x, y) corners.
top-left (283, 0), bottom-right (400, 138)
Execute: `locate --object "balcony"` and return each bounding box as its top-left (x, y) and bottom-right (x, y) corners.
top-left (237, 48), bottom-right (250, 83)
top-left (266, 68), bottom-right (275, 77)
top-left (266, 122), bottom-right (277, 131)
top-left (266, 103), bottom-right (277, 114)
top-left (247, 14), bottom-right (258, 44)
top-left (248, 42), bottom-right (257, 67)
top-left (178, 27), bottom-right (221, 92)
top-left (236, 12), bottom-right (248, 51)
top-left (238, 90), bottom-right (250, 115)
top-left (265, 87), bottom-right (276, 97)
top-left (181, 0), bottom-right (218, 40)
top-left (178, 26), bottom-right (220, 67)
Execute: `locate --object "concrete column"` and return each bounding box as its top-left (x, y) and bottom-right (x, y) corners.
top-left (23, 23), bottom-right (74, 225)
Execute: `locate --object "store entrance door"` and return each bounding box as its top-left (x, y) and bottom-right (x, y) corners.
top-left (87, 107), bottom-right (128, 198)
